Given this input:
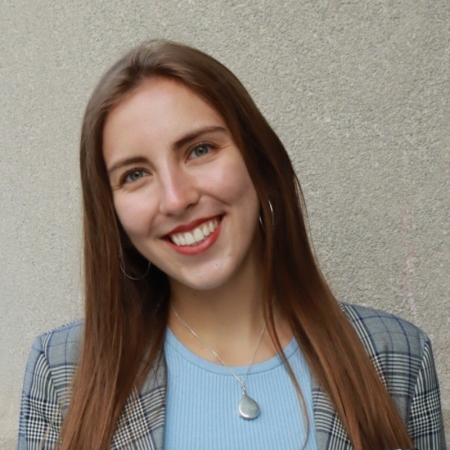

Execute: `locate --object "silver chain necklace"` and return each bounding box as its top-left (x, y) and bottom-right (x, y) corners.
top-left (171, 305), bottom-right (266, 420)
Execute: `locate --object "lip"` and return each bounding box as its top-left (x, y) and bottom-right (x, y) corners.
top-left (164, 216), bottom-right (223, 256)
top-left (166, 215), bottom-right (220, 235)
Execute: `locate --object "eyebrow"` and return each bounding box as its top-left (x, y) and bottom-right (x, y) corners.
top-left (107, 126), bottom-right (227, 176)
top-left (172, 125), bottom-right (227, 150)
top-left (107, 156), bottom-right (149, 176)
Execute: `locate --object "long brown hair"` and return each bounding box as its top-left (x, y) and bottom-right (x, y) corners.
top-left (60, 40), bottom-right (413, 449)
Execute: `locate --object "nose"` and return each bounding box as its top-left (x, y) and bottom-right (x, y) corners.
top-left (158, 166), bottom-right (200, 216)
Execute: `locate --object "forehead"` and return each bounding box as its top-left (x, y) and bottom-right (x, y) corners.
top-left (106, 77), bottom-right (225, 135)
top-left (102, 77), bottom-right (230, 164)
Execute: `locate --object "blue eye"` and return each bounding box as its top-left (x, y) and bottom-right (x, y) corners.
top-left (190, 144), bottom-right (211, 158)
top-left (124, 169), bottom-right (146, 183)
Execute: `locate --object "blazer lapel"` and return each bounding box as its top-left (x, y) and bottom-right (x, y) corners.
top-left (127, 351), bottom-right (352, 450)
top-left (124, 357), bottom-right (351, 450)
top-left (312, 375), bottom-right (353, 450)
top-left (112, 359), bottom-right (167, 450)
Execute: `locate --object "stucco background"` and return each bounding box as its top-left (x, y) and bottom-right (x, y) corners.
top-left (1, 0), bottom-right (448, 447)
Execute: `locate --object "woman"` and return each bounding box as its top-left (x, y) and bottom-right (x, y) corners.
top-left (18, 40), bottom-right (445, 450)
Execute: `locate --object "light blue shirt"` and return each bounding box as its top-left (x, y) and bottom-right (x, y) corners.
top-left (164, 329), bottom-right (318, 449)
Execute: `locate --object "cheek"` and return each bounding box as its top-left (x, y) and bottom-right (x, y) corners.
top-left (216, 162), bottom-right (259, 210)
top-left (113, 193), bottom-right (156, 238)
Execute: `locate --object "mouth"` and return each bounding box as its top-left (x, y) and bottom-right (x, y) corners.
top-left (167, 216), bottom-right (222, 247)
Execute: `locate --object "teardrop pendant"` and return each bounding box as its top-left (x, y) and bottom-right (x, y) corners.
top-left (238, 393), bottom-right (260, 419)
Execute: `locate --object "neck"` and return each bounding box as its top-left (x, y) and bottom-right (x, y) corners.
top-left (168, 263), bottom-right (292, 366)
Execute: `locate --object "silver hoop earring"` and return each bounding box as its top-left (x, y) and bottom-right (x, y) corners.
top-left (259, 200), bottom-right (274, 229)
top-left (268, 200), bottom-right (274, 225)
top-left (120, 260), bottom-right (151, 281)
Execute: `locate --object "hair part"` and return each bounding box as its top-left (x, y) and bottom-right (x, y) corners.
top-left (60, 40), bottom-right (413, 449)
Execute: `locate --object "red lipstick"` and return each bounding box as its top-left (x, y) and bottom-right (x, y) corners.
top-left (167, 216), bottom-right (220, 235)
top-left (165, 216), bottom-right (223, 256)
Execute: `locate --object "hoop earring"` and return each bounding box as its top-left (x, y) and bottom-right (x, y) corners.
top-left (259, 200), bottom-right (274, 229)
top-left (120, 259), bottom-right (151, 281)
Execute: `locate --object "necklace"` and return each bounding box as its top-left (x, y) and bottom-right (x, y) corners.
top-left (171, 305), bottom-right (266, 420)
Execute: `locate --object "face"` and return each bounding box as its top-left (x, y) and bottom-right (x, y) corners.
top-left (103, 78), bottom-right (261, 293)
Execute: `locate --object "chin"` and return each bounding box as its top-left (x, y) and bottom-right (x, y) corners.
top-left (172, 277), bottom-right (229, 292)
top-left (169, 266), bottom-right (238, 292)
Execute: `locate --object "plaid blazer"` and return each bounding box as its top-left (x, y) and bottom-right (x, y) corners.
top-left (18, 303), bottom-right (446, 449)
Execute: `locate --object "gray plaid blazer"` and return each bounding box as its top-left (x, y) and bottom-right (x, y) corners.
top-left (18, 303), bottom-right (446, 449)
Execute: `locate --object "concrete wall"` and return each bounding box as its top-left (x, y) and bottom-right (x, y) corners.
top-left (1, 0), bottom-right (448, 447)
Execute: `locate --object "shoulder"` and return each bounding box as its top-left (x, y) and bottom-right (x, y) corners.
top-left (23, 320), bottom-right (83, 398)
top-left (30, 320), bottom-right (83, 367)
top-left (341, 304), bottom-right (446, 447)
top-left (19, 320), bottom-right (84, 446)
top-left (341, 302), bottom-right (429, 356)
top-left (341, 303), bottom-right (439, 425)
top-left (340, 303), bottom-right (430, 396)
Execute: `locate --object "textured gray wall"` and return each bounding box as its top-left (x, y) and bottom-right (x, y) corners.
top-left (1, 0), bottom-right (449, 447)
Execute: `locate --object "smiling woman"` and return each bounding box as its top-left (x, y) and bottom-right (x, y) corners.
top-left (18, 41), bottom-right (445, 450)
top-left (103, 78), bottom-right (260, 289)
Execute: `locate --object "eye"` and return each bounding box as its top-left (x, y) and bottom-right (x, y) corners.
top-left (189, 143), bottom-right (212, 159)
top-left (122, 169), bottom-right (147, 184)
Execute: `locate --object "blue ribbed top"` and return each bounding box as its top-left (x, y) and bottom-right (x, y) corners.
top-left (164, 328), bottom-right (317, 449)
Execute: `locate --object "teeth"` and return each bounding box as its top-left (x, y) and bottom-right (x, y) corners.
top-left (169, 218), bottom-right (219, 247)
top-left (202, 224), bottom-right (210, 237)
top-left (193, 228), bottom-right (204, 241)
